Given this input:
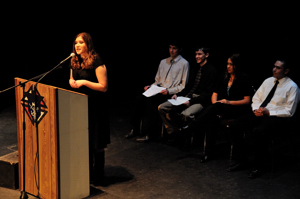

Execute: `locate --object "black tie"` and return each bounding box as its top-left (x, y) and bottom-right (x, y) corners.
top-left (165, 59), bottom-right (174, 79)
top-left (260, 80), bottom-right (279, 108)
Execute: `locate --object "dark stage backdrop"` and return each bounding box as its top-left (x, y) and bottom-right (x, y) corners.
top-left (2, 4), bottom-right (299, 109)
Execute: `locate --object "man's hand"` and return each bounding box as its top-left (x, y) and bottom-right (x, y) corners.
top-left (144, 85), bottom-right (150, 91)
top-left (160, 89), bottom-right (168, 95)
top-left (171, 94), bottom-right (177, 100)
top-left (254, 107), bottom-right (270, 117)
top-left (254, 109), bottom-right (263, 117)
top-left (183, 100), bottom-right (190, 107)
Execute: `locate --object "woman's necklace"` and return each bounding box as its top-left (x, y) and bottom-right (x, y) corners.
top-left (227, 75), bottom-right (235, 96)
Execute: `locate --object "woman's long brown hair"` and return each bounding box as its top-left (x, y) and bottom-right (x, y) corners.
top-left (70, 32), bottom-right (101, 69)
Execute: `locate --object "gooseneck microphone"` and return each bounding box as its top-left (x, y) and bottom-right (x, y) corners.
top-left (36, 53), bottom-right (76, 85)
top-left (60, 53), bottom-right (75, 64)
top-left (0, 53), bottom-right (76, 94)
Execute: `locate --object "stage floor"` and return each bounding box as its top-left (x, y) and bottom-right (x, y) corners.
top-left (1, 99), bottom-right (300, 199)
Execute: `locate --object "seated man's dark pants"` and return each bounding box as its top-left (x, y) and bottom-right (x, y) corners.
top-left (130, 94), bottom-right (169, 138)
top-left (231, 113), bottom-right (290, 169)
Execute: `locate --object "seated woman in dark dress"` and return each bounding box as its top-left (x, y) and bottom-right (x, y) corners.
top-left (69, 32), bottom-right (110, 184)
top-left (183, 54), bottom-right (253, 162)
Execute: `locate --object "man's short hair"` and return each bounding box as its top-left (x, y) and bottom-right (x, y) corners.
top-left (168, 39), bottom-right (183, 51)
top-left (195, 46), bottom-right (210, 54)
top-left (277, 59), bottom-right (290, 70)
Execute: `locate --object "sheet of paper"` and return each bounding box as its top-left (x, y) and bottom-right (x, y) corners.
top-left (168, 96), bottom-right (191, 106)
top-left (143, 85), bottom-right (166, 97)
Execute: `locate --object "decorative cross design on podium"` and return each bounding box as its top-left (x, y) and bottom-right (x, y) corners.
top-left (21, 85), bottom-right (48, 125)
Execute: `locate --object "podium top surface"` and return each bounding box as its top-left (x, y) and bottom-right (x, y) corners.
top-left (15, 77), bottom-right (87, 97)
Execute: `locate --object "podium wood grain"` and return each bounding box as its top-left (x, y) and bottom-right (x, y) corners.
top-left (15, 78), bottom-right (89, 199)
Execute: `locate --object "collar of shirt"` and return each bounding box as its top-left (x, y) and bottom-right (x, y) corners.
top-left (274, 76), bottom-right (288, 85)
top-left (169, 55), bottom-right (182, 64)
top-left (199, 61), bottom-right (209, 71)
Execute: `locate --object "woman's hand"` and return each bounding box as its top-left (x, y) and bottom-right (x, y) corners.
top-left (217, 99), bottom-right (229, 104)
top-left (75, 80), bottom-right (86, 88)
top-left (69, 79), bottom-right (86, 89)
top-left (69, 79), bottom-right (78, 88)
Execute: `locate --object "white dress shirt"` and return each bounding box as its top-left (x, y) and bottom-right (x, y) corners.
top-left (252, 76), bottom-right (299, 117)
top-left (152, 55), bottom-right (189, 95)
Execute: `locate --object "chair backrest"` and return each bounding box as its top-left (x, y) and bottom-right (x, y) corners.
top-left (290, 91), bottom-right (300, 131)
top-left (293, 89), bottom-right (300, 117)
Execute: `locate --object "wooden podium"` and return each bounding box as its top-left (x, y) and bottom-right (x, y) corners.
top-left (15, 78), bottom-right (90, 199)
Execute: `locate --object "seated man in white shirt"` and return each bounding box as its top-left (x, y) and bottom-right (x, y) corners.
top-left (227, 59), bottom-right (299, 178)
top-left (125, 40), bottom-right (190, 142)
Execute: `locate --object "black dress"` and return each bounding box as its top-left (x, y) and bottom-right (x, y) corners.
top-left (212, 74), bottom-right (254, 118)
top-left (188, 74), bottom-right (253, 156)
top-left (72, 63), bottom-right (110, 151)
top-left (72, 61), bottom-right (110, 181)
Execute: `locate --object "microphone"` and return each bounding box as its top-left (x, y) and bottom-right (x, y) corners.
top-left (35, 53), bottom-right (76, 85)
top-left (60, 53), bottom-right (75, 64)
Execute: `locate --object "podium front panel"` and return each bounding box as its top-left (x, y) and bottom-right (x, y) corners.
top-left (57, 89), bottom-right (89, 199)
top-left (15, 78), bottom-right (89, 199)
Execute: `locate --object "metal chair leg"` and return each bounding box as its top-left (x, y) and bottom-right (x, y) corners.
top-left (230, 143), bottom-right (233, 160)
top-left (203, 132), bottom-right (207, 155)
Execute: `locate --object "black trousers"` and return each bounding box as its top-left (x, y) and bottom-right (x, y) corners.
top-left (231, 112), bottom-right (290, 168)
top-left (188, 103), bottom-right (250, 154)
top-left (130, 93), bottom-right (170, 137)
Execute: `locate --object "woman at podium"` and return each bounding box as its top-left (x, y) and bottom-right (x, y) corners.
top-left (69, 32), bottom-right (110, 184)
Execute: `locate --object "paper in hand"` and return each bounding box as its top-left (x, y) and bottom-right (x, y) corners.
top-left (143, 85), bottom-right (166, 97)
top-left (168, 96), bottom-right (190, 106)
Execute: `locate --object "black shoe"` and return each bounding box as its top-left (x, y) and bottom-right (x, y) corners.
top-left (248, 169), bottom-right (262, 179)
top-left (166, 132), bottom-right (182, 147)
top-left (199, 154), bottom-right (208, 163)
top-left (125, 129), bottom-right (138, 139)
top-left (136, 135), bottom-right (150, 143)
top-left (227, 161), bottom-right (244, 172)
top-left (92, 176), bottom-right (109, 186)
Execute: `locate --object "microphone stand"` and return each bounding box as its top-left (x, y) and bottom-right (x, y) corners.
top-left (0, 52), bottom-right (73, 94)
top-left (0, 55), bottom-right (72, 199)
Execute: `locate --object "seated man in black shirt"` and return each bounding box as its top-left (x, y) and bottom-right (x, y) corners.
top-left (182, 54), bottom-right (253, 161)
top-left (158, 47), bottom-right (217, 137)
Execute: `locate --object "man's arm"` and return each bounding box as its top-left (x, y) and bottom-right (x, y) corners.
top-left (167, 62), bottom-right (190, 95)
top-left (251, 80), bottom-right (267, 111)
top-left (152, 60), bottom-right (163, 86)
top-left (269, 86), bottom-right (299, 117)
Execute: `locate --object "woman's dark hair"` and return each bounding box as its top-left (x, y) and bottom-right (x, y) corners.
top-left (225, 53), bottom-right (242, 80)
top-left (70, 32), bottom-right (102, 69)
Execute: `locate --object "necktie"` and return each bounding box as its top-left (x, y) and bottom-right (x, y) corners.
top-left (187, 67), bottom-right (202, 98)
top-left (260, 80), bottom-right (279, 108)
top-left (165, 59), bottom-right (174, 79)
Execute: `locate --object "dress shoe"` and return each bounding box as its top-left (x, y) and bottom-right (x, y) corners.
top-left (125, 129), bottom-right (138, 139)
top-left (92, 176), bottom-right (109, 186)
top-left (248, 169), bottom-right (262, 179)
top-left (136, 135), bottom-right (150, 143)
top-left (227, 162), bottom-right (244, 172)
top-left (199, 155), bottom-right (208, 163)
